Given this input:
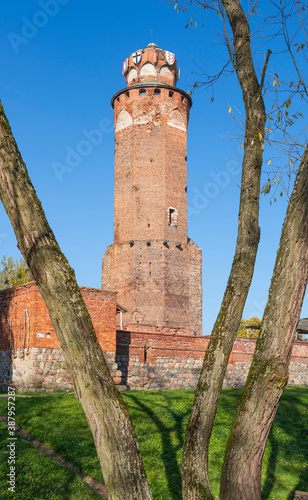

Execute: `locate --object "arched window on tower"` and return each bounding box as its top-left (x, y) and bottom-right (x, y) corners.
top-left (168, 207), bottom-right (178, 227)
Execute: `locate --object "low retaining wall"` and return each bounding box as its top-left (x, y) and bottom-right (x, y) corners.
top-left (114, 355), bottom-right (307, 390)
top-left (0, 332), bottom-right (307, 392)
top-left (115, 330), bottom-right (308, 389)
top-left (0, 349), bottom-right (117, 393)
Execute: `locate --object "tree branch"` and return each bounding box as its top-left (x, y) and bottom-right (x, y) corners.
top-left (259, 48), bottom-right (272, 94)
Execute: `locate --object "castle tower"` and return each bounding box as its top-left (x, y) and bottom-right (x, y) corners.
top-left (102, 43), bottom-right (202, 335)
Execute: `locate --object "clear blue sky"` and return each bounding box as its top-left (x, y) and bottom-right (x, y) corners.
top-left (0, 0), bottom-right (306, 334)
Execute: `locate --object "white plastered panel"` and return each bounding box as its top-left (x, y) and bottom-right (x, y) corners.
top-left (167, 109), bottom-right (186, 131)
top-left (128, 68), bottom-right (137, 82)
top-left (160, 65), bottom-right (172, 75)
top-left (140, 63), bottom-right (156, 76)
top-left (116, 110), bottom-right (133, 132)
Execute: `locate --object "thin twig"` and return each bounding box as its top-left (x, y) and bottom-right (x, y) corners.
top-left (259, 49), bottom-right (272, 94)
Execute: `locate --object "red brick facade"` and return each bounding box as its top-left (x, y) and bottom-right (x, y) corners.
top-left (116, 329), bottom-right (308, 366)
top-left (115, 330), bottom-right (308, 389)
top-left (0, 283), bottom-right (307, 391)
top-left (102, 43), bottom-right (202, 334)
top-left (0, 282), bottom-right (117, 352)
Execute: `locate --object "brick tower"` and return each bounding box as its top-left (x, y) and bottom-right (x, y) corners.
top-left (102, 43), bottom-right (202, 335)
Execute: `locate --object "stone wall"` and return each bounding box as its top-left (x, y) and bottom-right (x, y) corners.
top-left (1, 334), bottom-right (306, 393)
top-left (0, 349), bottom-right (117, 393)
top-left (115, 330), bottom-right (308, 389)
top-left (113, 355), bottom-right (307, 391)
top-left (0, 308), bottom-right (307, 392)
top-left (0, 347), bottom-right (250, 392)
top-left (0, 282), bottom-right (118, 393)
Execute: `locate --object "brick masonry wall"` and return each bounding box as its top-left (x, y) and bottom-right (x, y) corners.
top-left (188, 239), bottom-right (202, 335)
top-left (112, 86), bottom-right (190, 245)
top-left (0, 325), bottom-right (307, 392)
top-left (102, 51), bottom-right (203, 335)
top-left (115, 330), bottom-right (308, 389)
top-left (0, 282), bottom-right (117, 353)
top-left (121, 324), bottom-right (193, 336)
top-left (125, 45), bottom-right (178, 88)
top-left (103, 240), bottom-right (202, 333)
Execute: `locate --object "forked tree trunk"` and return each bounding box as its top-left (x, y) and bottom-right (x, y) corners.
top-left (0, 102), bottom-right (153, 500)
top-left (220, 145), bottom-right (308, 500)
top-left (182, 1), bottom-right (266, 498)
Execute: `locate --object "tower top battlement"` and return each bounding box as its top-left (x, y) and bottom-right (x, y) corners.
top-left (122, 44), bottom-right (179, 87)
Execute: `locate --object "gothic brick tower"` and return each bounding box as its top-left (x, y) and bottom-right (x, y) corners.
top-left (102, 43), bottom-right (202, 335)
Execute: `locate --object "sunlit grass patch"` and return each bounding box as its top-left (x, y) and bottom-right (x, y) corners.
top-left (0, 387), bottom-right (306, 499)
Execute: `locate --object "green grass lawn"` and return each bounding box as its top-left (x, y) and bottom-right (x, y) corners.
top-left (0, 387), bottom-right (307, 499)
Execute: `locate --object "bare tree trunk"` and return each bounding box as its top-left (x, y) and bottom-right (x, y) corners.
top-left (182, 1), bottom-right (267, 498)
top-left (0, 101), bottom-right (153, 500)
top-left (220, 145), bottom-right (308, 500)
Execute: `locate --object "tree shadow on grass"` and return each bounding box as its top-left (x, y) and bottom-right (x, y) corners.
top-left (261, 388), bottom-right (308, 499)
top-left (261, 427), bottom-right (280, 499)
top-left (0, 392), bottom-right (104, 484)
top-left (127, 392), bottom-right (192, 500)
top-left (0, 421), bottom-right (102, 499)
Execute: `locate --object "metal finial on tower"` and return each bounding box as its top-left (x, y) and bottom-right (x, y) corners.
top-left (147, 29), bottom-right (158, 48)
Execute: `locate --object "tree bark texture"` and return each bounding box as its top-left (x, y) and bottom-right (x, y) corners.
top-left (220, 145), bottom-right (308, 500)
top-left (182, 1), bottom-right (266, 498)
top-left (0, 102), bottom-right (153, 500)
